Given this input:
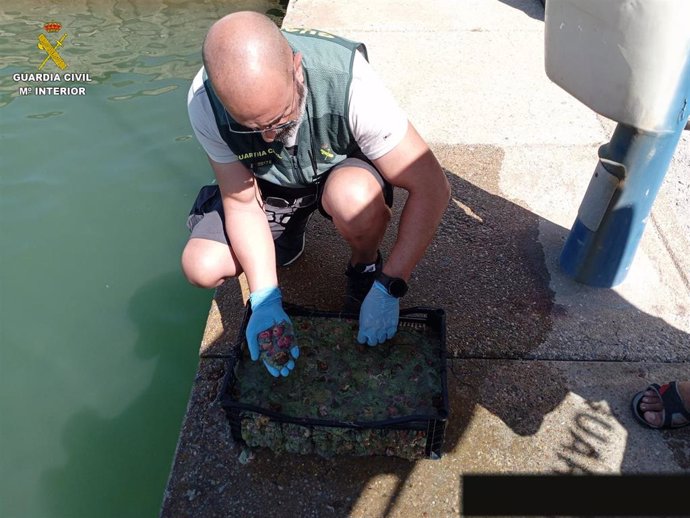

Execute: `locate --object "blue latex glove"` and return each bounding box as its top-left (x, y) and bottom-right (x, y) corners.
top-left (357, 280), bottom-right (400, 346)
top-left (246, 286), bottom-right (299, 377)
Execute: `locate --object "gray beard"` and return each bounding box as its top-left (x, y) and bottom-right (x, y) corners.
top-left (276, 82), bottom-right (307, 145)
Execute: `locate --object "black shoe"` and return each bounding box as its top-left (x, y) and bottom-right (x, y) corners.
top-left (274, 211), bottom-right (313, 267)
top-left (343, 251), bottom-right (382, 313)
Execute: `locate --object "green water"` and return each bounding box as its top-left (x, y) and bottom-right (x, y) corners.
top-left (0, 2), bottom-right (286, 517)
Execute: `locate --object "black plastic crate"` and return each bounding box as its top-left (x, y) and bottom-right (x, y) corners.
top-left (218, 304), bottom-right (449, 460)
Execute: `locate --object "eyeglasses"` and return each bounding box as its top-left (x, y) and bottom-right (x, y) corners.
top-left (264, 194), bottom-right (317, 209)
top-left (264, 194), bottom-right (317, 225)
top-left (226, 67), bottom-right (300, 135)
top-left (226, 118), bottom-right (299, 135)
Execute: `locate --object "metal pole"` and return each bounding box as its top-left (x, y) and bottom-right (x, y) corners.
top-left (560, 59), bottom-right (690, 287)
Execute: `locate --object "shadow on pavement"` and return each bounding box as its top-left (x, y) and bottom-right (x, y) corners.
top-left (497, 0), bottom-right (545, 21)
top-left (161, 143), bottom-right (688, 517)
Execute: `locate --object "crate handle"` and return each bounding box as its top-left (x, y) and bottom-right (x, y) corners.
top-left (399, 306), bottom-right (445, 318)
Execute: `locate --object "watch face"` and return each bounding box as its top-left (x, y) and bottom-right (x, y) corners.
top-left (389, 278), bottom-right (408, 298)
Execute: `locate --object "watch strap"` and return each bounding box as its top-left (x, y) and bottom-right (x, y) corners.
top-left (376, 272), bottom-right (408, 298)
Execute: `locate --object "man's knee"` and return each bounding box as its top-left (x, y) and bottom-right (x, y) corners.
top-left (181, 251), bottom-right (223, 289)
top-left (323, 167), bottom-right (388, 224)
top-left (181, 239), bottom-right (238, 289)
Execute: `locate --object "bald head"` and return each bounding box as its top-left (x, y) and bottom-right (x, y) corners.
top-left (203, 12), bottom-right (295, 124)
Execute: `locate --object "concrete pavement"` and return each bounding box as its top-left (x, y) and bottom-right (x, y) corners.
top-left (161, 1), bottom-right (689, 516)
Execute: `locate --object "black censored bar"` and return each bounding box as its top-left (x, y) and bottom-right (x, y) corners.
top-left (462, 474), bottom-right (690, 516)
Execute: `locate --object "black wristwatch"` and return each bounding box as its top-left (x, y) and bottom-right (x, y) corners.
top-left (376, 272), bottom-right (408, 298)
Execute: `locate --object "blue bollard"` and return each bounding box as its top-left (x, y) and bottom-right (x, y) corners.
top-left (560, 60), bottom-right (690, 287)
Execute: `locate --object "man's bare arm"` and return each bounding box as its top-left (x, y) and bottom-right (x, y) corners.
top-left (373, 122), bottom-right (450, 281)
top-left (208, 157), bottom-right (278, 292)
